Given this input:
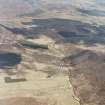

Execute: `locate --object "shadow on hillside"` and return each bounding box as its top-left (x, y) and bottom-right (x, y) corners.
top-left (1, 18), bottom-right (105, 45)
top-left (77, 8), bottom-right (105, 17)
top-left (0, 53), bottom-right (21, 69)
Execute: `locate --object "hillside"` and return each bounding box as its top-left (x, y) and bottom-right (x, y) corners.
top-left (0, 0), bottom-right (105, 105)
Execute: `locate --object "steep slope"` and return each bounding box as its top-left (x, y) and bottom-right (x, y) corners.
top-left (64, 50), bottom-right (105, 105)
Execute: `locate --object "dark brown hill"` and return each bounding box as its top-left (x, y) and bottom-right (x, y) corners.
top-left (64, 50), bottom-right (105, 105)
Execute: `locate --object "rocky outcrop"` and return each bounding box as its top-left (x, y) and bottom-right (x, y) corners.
top-left (64, 50), bottom-right (105, 105)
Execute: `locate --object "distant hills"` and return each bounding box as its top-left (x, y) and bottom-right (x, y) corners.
top-left (0, 0), bottom-right (105, 17)
top-left (0, 0), bottom-right (104, 18)
top-left (0, 0), bottom-right (40, 17)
